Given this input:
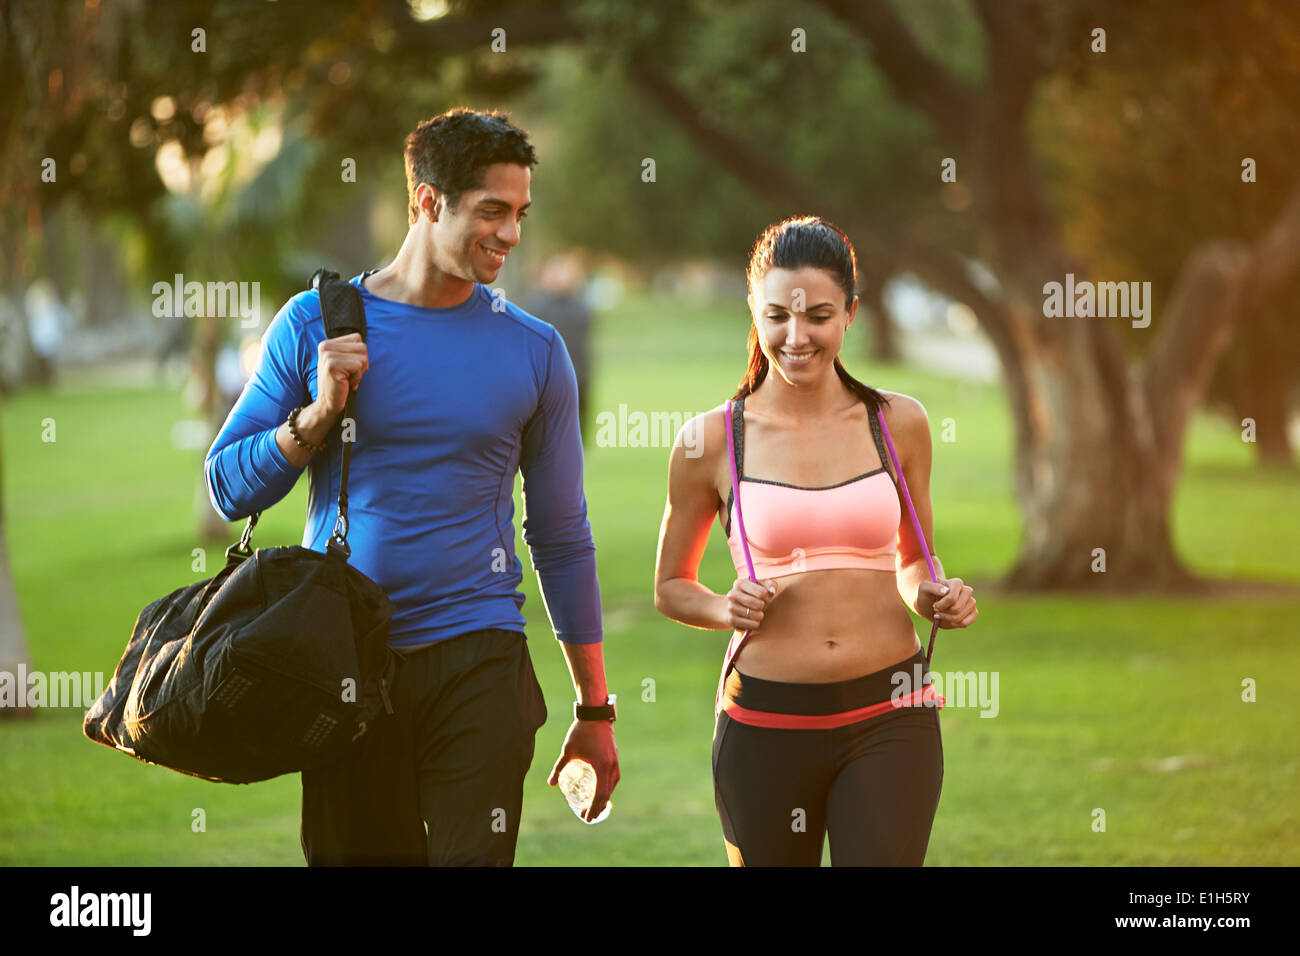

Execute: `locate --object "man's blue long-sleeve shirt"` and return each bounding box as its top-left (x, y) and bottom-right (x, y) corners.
top-left (204, 273), bottom-right (603, 648)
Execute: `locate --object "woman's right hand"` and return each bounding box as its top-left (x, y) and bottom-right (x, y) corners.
top-left (318, 332), bottom-right (369, 418)
top-left (723, 577), bottom-right (778, 630)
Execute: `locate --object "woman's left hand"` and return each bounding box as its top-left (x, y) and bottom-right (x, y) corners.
top-left (919, 577), bottom-right (977, 628)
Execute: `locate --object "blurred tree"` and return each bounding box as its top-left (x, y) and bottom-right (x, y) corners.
top-left (1040, 0), bottom-right (1300, 467)
top-left (545, 0), bottom-right (1300, 590)
top-left (5, 0), bottom-right (1297, 592)
top-left (155, 104), bottom-right (323, 538)
top-left (1, 0), bottom-right (451, 539)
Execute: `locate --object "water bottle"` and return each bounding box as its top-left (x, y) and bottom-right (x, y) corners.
top-left (558, 758), bottom-right (611, 824)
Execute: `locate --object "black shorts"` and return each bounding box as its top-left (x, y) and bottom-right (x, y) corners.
top-left (299, 627), bottom-right (548, 866)
top-left (712, 648), bottom-right (944, 866)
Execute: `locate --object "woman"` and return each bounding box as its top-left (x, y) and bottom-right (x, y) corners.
top-left (653, 216), bottom-right (977, 866)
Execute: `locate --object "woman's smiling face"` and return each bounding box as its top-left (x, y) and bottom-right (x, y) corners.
top-left (749, 266), bottom-right (857, 384)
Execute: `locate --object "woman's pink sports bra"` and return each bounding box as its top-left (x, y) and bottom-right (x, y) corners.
top-left (723, 394), bottom-right (901, 578)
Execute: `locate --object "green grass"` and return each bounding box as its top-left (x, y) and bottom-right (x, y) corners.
top-left (2, 293), bottom-right (1298, 865)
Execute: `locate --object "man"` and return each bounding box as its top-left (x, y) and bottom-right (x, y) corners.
top-left (204, 109), bottom-right (618, 866)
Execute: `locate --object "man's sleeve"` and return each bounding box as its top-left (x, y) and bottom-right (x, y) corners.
top-left (519, 329), bottom-right (603, 644)
top-left (203, 295), bottom-right (312, 521)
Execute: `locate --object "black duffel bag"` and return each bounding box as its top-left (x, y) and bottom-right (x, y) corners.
top-left (83, 269), bottom-right (400, 784)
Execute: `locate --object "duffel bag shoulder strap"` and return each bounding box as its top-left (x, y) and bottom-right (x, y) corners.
top-left (226, 270), bottom-right (368, 563)
top-left (310, 269), bottom-right (367, 560)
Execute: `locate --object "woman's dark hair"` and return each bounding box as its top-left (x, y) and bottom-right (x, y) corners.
top-left (734, 215), bottom-right (890, 416)
top-left (404, 108), bottom-right (539, 224)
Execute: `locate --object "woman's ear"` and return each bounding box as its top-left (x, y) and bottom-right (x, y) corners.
top-left (846, 294), bottom-right (859, 328)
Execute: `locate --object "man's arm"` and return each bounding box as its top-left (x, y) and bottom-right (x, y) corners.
top-left (519, 329), bottom-right (617, 820)
top-left (557, 642), bottom-right (608, 707)
top-left (204, 296), bottom-right (318, 520)
top-left (518, 328), bottom-right (604, 653)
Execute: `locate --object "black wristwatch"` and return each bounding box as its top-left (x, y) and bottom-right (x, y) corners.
top-left (574, 694), bottom-right (617, 722)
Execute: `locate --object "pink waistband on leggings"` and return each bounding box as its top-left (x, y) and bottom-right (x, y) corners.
top-left (721, 682), bottom-right (946, 729)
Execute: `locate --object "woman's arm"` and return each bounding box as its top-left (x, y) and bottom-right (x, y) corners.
top-left (882, 393), bottom-right (942, 616)
top-left (654, 409), bottom-right (775, 631)
top-left (886, 392), bottom-right (977, 629)
top-left (654, 410), bottom-right (732, 629)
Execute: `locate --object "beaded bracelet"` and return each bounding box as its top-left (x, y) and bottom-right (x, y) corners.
top-left (287, 405), bottom-right (327, 453)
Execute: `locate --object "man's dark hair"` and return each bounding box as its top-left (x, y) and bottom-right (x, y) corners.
top-left (404, 108), bottom-right (539, 224)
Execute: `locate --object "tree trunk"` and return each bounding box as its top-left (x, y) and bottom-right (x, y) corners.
top-left (1237, 371), bottom-right (1294, 467)
top-left (192, 312), bottom-right (230, 541)
top-left (1004, 316), bottom-right (1195, 591)
top-left (1234, 304), bottom-right (1295, 467)
top-left (1008, 181), bottom-right (1300, 589)
top-left (859, 269), bottom-right (900, 364)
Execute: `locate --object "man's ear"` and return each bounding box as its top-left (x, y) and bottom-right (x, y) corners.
top-left (417, 183), bottom-right (440, 222)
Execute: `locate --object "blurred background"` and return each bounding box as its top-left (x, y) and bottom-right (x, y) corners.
top-left (1, 0), bottom-right (1297, 865)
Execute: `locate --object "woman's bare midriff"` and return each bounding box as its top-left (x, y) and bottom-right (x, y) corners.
top-left (732, 568), bottom-right (921, 683)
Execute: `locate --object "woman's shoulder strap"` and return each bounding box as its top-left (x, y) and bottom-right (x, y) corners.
top-left (729, 395), bottom-right (747, 479)
top-left (865, 395), bottom-right (896, 483)
top-left (722, 396), bottom-right (746, 538)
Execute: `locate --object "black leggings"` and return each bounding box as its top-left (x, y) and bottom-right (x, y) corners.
top-left (712, 647), bottom-right (943, 866)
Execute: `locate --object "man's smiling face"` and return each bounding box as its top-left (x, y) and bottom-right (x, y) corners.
top-left (430, 162), bottom-right (531, 284)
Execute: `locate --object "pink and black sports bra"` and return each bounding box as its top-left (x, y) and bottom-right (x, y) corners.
top-left (723, 394), bottom-right (901, 578)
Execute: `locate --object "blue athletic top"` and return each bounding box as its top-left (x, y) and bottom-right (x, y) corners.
top-left (204, 271), bottom-right (603, 648)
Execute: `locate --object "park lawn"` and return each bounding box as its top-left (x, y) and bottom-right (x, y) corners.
top-left (1, 294), bottom-right (1297, 865)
